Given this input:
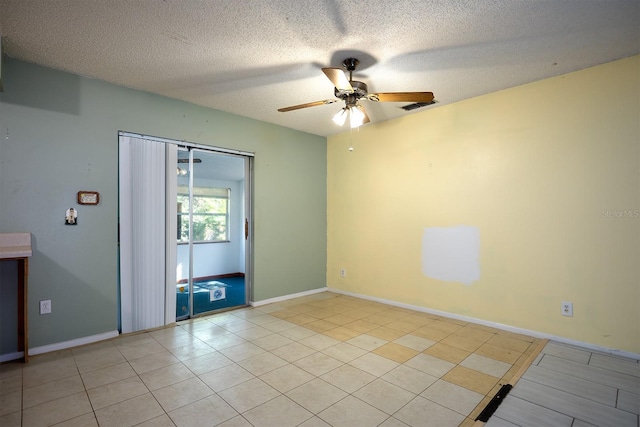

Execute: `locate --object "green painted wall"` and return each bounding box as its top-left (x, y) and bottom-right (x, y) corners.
top-left (0, 58), bottom-right (327, 351)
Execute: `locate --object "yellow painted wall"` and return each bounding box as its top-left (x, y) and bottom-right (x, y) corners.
top-left (327, 56), bottom-right (639, 353)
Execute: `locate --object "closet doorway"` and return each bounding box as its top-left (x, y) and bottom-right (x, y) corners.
top-left (118, 133), bottom-right (253, 333)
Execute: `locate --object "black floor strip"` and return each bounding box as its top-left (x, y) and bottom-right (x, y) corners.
top-left (476, 383), bottom-right (513, 422)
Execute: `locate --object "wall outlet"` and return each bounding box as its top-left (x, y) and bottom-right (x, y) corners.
top-left (561, 301), bottom-right (573, 317)
top-left (40, 299), bottom-right (52, 315)
top-left (340, 268), bottom-right (346, 278)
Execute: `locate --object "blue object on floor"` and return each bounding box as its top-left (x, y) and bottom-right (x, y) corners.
top-left (176, 276), bottom-right (245, 318)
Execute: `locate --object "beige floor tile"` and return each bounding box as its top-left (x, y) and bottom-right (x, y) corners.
top-left (323, 314), bottom-right (359, 326)
top-left (139, 363), bottom-right (195, 391)
top-left (218, 378), bottom-right (281, 413)
top-left (421, 379), bottom-right (484, 416)
top-left (381, 365), bottom-right (438, 394)
top-left (342, 309), bottom-right (378, 320)
top-left (427, 320), bottom-right (465, 334)
top-left (322, 326), bottom-right (361, 341)
top-left (294, 352), bottom-right (344, 376)
top-left (393, 334), bottom-right (436, 352)
top-left (168, 394), bottom-right (238, 427)
top-left (346, 334), bottom-right (388, 351)
top-left (368, 326), bottom-right (407, 341)
top-left (167, 340), bottom-right (217, 361)
top-left (80, 361), bottom-right (137, 390)
top-left (373, 342), bottom-right (419, 363)
top-left (497, 330), bottom-right (536, 343)
top-left (286, 378), bottom-right (348, 413)
top-left (455, 325), bottom-right (496, 342)
top-left (318, 395), bottom-right (389, 427)
top-left (217, 415), bottom-right (254, 427)
top-left (306, 319), bottom-right (341, 333)
top-left (404, 353), bottom-right (456, 378)
top-left (441, 334), bottom-right (485, 353)
top-left (487, 335), bottom-right (532, 353)
top-left (299, 334), bottom-right (341, 351)
top-left (385, 319), bottom-right (422, 334)
top-left (442, 365), bottom-right (500, 395)
top-left (54, 412), bottom-right (100, 426)
top-left (0, 390), bottom-right (21, 416)
top-left (394, 395), bottom-right (466, 427)
top-left (23, 391), bottom-right (93, 427)
top-left (423, 342), bottom-right (471, 364)
top-left (181, 350), bottom-right (233, 375)
top-left (23, 374), bottom-right (85, 409)
top-left (260, 364), bottom-right (315, 393)
top-left (198, 363), bottom-right (255, 392)
top-left (117, 341), bottom-right (167, 362)
top-left (205, 332), bottom-right (247, 350)
top-left (403, 313), bottom-right (435, 327)
top-left (0, 411), bottom-right (21, 427)
top-left (0, 374), bottom-right (22, 396)
top-left (87, 376), bottom-right (149, 410)
top-left (243, 395), bottom-right (313, 427)
top-left (271, 341), bottom-right (317, 362)
top-left (411, 326), bottom-right (451, 341)
top-left (278, 326), bottom-right (317, 341)
top-left (320, 364), bottom-right (376, 393)
top-left (361, 313), bottom-right (396, 326)
top-left (321, 342), bottom-right (367, 363)
top-left (151, 377), bottom-right (214, 412)
top-left (343, 319), bottom-right (379, 333)
top-left (135, 414), bottom-right (176, 427)
top-left (129, 351), bottom-right (180, 375)
top-left (475, 342), bottom-right (523, 365)
top-left (285, 314), bottom-right (318, 325)
top-left (269, 309), bottom-right (300, 319)
top-left (22, 356), bottom-right (79, 388)
top-left (219, 342), bottom-right (266, 362)
top-left (233, 326), bottom-right (274, 341)
top-left (262, 319), bottom-right (298, 333)
top-left (237, 352), bottom-right (288, 376)
top-left (461, 354), bottom-right (512, 378)
top-left (72, 346), bottom-right (126, 373)
top-left (305, 309), bottom-right (337, 319)
top-left (349, 352), bottom-right (399, 377)
top-left (353, 378), bottom-right (416, 414)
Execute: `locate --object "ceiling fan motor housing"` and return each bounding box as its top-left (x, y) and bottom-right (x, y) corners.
top-left (335, 80), bottom-right (368, 102)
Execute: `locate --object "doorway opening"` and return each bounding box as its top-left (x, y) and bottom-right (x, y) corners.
top-left (118, 132), bottom-right (253, 333)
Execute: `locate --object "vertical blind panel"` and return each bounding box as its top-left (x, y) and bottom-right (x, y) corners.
top-left (120, 136), bottom-right (166, 332)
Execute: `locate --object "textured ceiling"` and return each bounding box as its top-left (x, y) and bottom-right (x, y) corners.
top-left (0, 0), bottom-right (638, 137)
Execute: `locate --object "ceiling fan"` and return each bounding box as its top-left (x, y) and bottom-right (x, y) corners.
top-left (278, 58), bottom-right (435, 128)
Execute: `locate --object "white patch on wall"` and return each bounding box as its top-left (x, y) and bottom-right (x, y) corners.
top-left (422, 226), bottom-right (480, 286)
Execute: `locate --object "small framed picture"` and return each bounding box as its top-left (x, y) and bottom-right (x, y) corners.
top-left (77, 191), bottom-right (100, 205)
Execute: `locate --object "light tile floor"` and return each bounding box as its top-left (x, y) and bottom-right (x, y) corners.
top-left (0, 292), bottom-right (636, 427)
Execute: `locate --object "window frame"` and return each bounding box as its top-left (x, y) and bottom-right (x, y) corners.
top-left (177, 186), bottom-right (230, 244)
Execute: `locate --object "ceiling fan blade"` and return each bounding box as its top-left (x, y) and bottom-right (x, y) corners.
top-left (278, 99), bottom-right (338, 112)
top-left (368, 92), bottom-right (435, 103)
top-left (322, 68), bottom-right (353, 92)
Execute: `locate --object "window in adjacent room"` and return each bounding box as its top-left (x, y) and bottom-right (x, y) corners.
top-left (177, 187), bottom-right (230, 243)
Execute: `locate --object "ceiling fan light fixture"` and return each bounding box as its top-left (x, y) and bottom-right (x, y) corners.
top-left (349, 105), bottom-right (365, 128)
top-left (332, 107), bottom-right (348, 126)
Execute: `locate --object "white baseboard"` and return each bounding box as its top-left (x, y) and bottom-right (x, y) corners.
top-left (328, 287), bottom-right (640, 360)
top-left (0, 351), bottom-right (24, 363)
top-left (29, 330), bottom-right (120, 357)
top-left (251, 287), bottom-right (328, 307)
